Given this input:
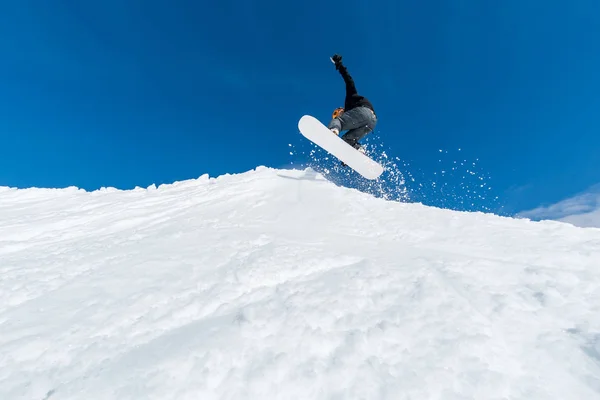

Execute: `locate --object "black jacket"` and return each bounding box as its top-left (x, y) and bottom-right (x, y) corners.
top-left (337, 63), bottom-right (375, 114)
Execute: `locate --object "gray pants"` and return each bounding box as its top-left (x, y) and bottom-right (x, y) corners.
top-left (328, 106), bottom-right (377, 148)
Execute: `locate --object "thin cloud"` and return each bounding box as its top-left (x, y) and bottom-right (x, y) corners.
top-left (518, 184), bottom-right (600, 228)
top-left (558, 208), bottom-right (600, 228)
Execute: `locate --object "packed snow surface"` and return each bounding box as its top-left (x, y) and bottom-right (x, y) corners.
top-left (1, 166), bottom-right (600, 400)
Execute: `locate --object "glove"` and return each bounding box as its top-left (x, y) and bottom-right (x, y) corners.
top-left (330, 54), bottom-right (342, 69)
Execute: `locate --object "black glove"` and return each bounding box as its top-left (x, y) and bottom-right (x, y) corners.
top-left (331, 54), bottom-right (342, 69)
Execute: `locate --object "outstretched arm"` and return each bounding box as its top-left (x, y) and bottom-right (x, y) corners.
top-left (331, 54), bottom-right (357, 96)
top-left (338, 64), bottom-right (358, 97)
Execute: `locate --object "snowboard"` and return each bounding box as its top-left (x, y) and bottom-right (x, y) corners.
top-left (298, 115), bottom-right (384, 180)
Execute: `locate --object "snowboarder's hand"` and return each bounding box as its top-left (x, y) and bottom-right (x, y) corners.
top-left (331, 54), bottom-right (342, 69)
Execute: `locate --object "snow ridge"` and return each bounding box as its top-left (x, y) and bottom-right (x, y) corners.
top-left (1, 166), bottom-right (599, 400)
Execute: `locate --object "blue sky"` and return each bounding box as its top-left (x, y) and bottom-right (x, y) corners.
top-left (1, 1), bottom-right (599, 220)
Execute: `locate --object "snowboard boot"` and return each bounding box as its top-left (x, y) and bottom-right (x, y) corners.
top-left (354, 142), bottom-right (366, 154)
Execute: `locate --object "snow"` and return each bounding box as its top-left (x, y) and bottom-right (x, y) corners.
top-left (1, 166), bottom-right (600, 400)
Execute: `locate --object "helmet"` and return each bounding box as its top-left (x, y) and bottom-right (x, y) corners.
top-left (332, 107), bottom-right (344, 119)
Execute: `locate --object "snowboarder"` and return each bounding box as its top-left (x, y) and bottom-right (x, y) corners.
top-left (328, 54), bottom-right (377, 154)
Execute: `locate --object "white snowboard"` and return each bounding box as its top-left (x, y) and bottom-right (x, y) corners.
top-left (298, 115), bottom-right (384, 180)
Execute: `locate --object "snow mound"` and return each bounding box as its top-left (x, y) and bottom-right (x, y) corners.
top-left (1, 166), bottom-right (600, 400)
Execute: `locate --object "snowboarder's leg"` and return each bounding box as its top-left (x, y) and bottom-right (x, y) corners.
top-left (341, 126), bottom-right (372, 149)
top-left (328, 106), bottom-right (377, 139)
top-left (331, 107), bottom-right (377, 167)
top-left (335, 107), bottom-right (377, 149)
top-left (328, 116), bottom-right (342, 135)
top-left (328, 106), bottom-right (373, 132)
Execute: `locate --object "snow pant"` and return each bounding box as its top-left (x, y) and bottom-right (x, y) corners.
top-left (328, 106), bottom-right (377, 148)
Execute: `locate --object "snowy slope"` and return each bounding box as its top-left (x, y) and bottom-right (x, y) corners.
top-left (1, 166), bottom-right (600, 400)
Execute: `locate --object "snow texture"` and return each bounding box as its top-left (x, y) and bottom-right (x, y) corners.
top-left (1, 166), bottom-right (600, 400)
